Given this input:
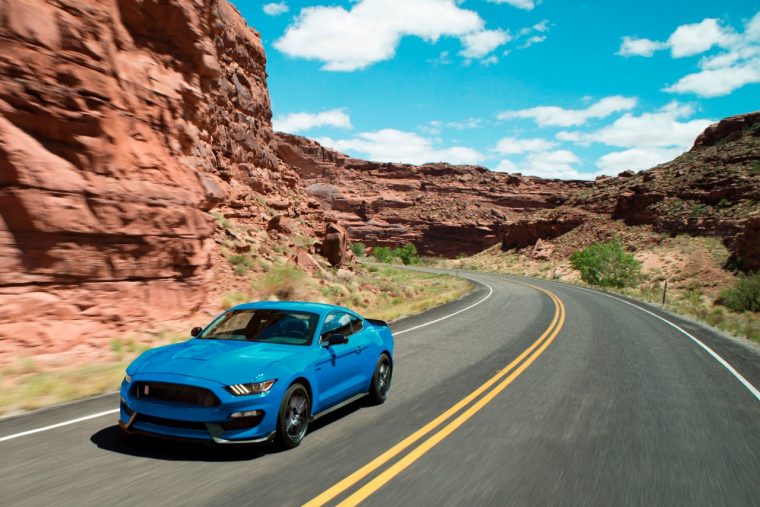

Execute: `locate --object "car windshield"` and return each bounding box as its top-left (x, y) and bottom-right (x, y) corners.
top-left (199, 309), bottom-right (319, 345)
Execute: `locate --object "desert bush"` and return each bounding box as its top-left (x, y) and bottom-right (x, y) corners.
top-left (221, 291), bottom-right (248, 309)
top-left (350, 242), bottom-right (366, 257)
top-left (396, 244), bottom-right (419, 265)
top-left (372, 244), bottom-right (419, 265)
top-left (228, 254), bottom-right (253, 275)
top-left (718, 272), bottom-right (760, 312)
top-left (260, 266), bottom-right (307, 300)
top-left (570, 240), bottom-right (642, 288)
top-left (372, 246), bottom-right (395, 263)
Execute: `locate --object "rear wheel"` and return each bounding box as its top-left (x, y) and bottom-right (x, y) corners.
top-left (368, 354), bottom-right (392, 405)
top-left (276, 383), bottom-right (310, 449)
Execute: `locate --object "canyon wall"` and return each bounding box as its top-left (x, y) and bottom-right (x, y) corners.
top-left (276, 113), bottom-right (760, 268)
top-left (0, 0), bottom-right (315, 356)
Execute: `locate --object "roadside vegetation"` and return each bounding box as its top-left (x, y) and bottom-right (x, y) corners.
top-left (0, 232), bottom-right (470, 416)
top-left (434, 233), bottom-right (760, 345)
top-left (569, 240), bottom-right (641, 288)
top-left (369, 243), bottom-right (421, 265)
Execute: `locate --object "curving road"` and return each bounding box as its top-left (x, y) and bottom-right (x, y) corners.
top-left (1, 271), bottom-right (759, 506)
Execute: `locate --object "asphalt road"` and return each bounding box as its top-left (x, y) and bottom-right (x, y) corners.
top-left (1, 271), bottom-right (759, 506)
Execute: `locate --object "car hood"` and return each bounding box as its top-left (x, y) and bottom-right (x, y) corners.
top-left (131, 339), bottom-right (304, 385)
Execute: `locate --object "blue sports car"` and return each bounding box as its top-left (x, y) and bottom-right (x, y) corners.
top-left (119, 301), bottom-right (394, 448)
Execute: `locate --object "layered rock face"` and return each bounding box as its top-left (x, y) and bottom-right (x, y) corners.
top-left (275, 132), bottom-right (590, 257)
top-left (0, 0), bottom-right (307, 356)
top-left (277, 113), bottom-right (759, 267)
top-left (570, 111), bottom-right (760, 269)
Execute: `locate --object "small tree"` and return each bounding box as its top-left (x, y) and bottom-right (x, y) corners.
top-left (396, 244), bottom-right (418, 265)
top-left (372, 246), bottom-right (394, 263)
top-left (570, 240), bottom-right (641, 288)
top-left (719, 273), bottom-right (760, 312)
top-left (350, 242), bottom-right (366, 257)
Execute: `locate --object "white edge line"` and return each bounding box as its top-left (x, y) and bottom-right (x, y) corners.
top-left (0, 409), bottom-right (119, 443)
top-left (394, 280), bottom-right (494, 336)
top-left (1, 278), bottom-right (495, 443)
top-left (568, 283), bottom-right (760, 401)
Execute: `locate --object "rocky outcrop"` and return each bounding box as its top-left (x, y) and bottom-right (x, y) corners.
top-left (0, 0), bottom-right (328, 358)
top-left (275, 132), bottom-right (589, 257)
top-left (320, 222), bottom-right (350, 267)
top-left (569, 111), bottom-right (760, 264)
top-left (735, 216), bottom-right (760, 272)
top-left (277, 111), bottom-right (759, 265)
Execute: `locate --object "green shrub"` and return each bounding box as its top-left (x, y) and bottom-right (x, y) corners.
top-left (372, 246), bottom-right (395, 263)
top-left (751, 161), bottom-right (760, 175)
top-left (569, 240), bottom-right (642, 288)
top-left (719, 273), bottom-right (760, 312)
top-left (372, 244), bottom-right (419, 265)
top-left (690, 203), bottom-right (709, 217)
top-left (228, 254), bottom-right (253, 275)
top-left (350, 242), bottom-right (366, 257)
top-left (396, 244), bottom-right (419, 265)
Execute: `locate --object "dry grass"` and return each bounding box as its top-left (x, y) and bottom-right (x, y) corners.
top-left (0, 332), bottom-right (186, 416)
top-left (1, 262), bottom-right (470, 416)
top-left (436, 234), bottom-right (760, 344)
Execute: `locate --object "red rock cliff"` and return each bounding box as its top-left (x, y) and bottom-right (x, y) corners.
top-left (0, 0), bottom-right (306, 355)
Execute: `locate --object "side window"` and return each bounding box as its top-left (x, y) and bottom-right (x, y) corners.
top-left (321, 312), bottom-right (352, 340)
top-left (350, 315), bottom-right (363, 334)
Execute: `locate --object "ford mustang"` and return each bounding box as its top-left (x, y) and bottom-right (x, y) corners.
top-left (119, 301), bottom-right (394, 448)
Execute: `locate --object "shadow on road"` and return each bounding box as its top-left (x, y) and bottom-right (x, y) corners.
top-left (89, 397), bottom-right (366, 462)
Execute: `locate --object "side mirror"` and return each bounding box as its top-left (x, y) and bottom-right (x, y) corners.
top-left (323, 333), bottom-right (348, 347)
top-left (190, 326), bottom-right (203, 337)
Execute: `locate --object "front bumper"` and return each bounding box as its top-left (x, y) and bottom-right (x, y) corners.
top-left (119, 372), bottom-right (279, 444)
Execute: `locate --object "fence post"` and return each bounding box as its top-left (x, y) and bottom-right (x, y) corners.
top-left (661, 279), bottom-right (668, 307)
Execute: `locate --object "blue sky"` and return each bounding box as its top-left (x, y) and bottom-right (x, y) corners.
top-left (230, 0), bottom-right (760, 179)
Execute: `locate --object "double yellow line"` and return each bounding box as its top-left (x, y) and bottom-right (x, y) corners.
top-left (305, 282), bottom-right (566, 506)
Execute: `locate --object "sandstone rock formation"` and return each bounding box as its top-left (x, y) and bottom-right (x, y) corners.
top-left (0, 0), bottom-right (329, 358)
top-left (275, 132), bottom-right (590, 258)
top-left (276, 113), bottom-right (759, 267)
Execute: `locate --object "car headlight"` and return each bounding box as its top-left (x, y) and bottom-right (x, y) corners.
top-left (226, 379), bottom-right (276, 396)
top-left (124, 374), bottom-right (132, 384)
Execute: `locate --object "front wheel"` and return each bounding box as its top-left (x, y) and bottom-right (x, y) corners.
top-left (368, 354), bottom-right (392, 405)
top-left (276, 383), bottom-right (310, 449)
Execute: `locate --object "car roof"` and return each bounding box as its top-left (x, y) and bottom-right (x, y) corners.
top-left (230, 300), bottom-right (355, 317)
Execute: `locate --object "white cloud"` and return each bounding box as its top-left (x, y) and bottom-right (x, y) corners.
top-left (665, 61), bottom-right (760, 97)
top-left (619, 12), bottom-right (760, 97)
top-left (263, 2), bottom-right (289, 16)
top-left (418, 120), bottom-right (443, 135)
top-left (510, 150), bottom-right (602, 180)
top-left (618, 36), bottom-right (667, 57)
top-left (519, 35), bottom-right (546, 49)
top-left (460, 29), bottom-right (510, 58)
top-left (494, 159), bottom-right (518, 172)
top-left (317, 129), bottom-right (484, 165)
top-left (272, 109), bottom-right (352, 133)
top-left (487, 0), bottom-right (536, 11)
top-left (560, 102), bottom-right (712, 149)
top-left (448, 118), bottom-right (482, 129)
top-left (498, 96), bottom-right (638, 127)
top-left (274, 0), bottom-right (486, 71)
top-left (667, 18), bottom-right (737, 58)
top-left (493, 136), bottom-right (556, 154)
top-left (596, 147), bottom-right (684, 173)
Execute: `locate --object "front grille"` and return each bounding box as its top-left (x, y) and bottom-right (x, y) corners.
top-left (136, 413), bottom-right (208, 431)
top-left (135, 382), bottom-right (219, 407)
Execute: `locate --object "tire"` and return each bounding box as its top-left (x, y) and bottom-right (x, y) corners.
top-left (368, 354), bottom-right (392, 405)
top-left (276, 383), bottom-right (310, 449)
